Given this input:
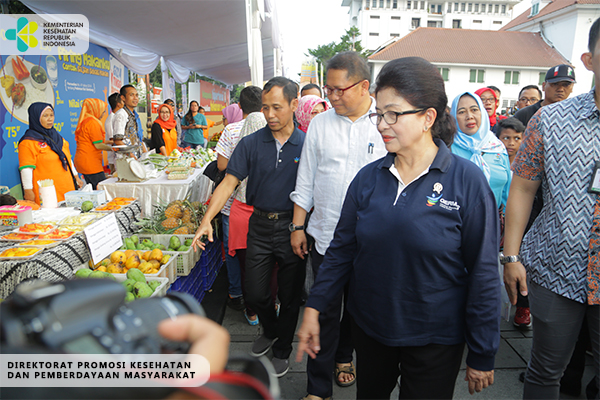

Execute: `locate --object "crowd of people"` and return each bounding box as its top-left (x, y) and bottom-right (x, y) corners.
top-left (13, 16), bottom-right (600, 400)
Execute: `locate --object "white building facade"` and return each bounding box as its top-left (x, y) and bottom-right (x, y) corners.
top-left (343, 0), bottom-right (521, 51)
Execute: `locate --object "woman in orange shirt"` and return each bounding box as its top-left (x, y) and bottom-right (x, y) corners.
top-left (74, 98), bottom-right (113, 189)
top-left (18, 102), bottom-right (83, 204)
top-left (150, 103), bottom-right (178, 156)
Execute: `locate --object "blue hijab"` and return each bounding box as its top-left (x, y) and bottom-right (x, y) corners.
top-left (19, 102), bottom-right (69, 171)
top-left (450, 92), bottom-right (506, 181)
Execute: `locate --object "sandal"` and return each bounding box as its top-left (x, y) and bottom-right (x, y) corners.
top-left (244, 310), bottom-right (259, 326)
top-left (334, 361), bottom-right (356, 387)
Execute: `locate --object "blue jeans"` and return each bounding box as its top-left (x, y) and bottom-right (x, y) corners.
top-left (221, 214), bottom-right (242, 297)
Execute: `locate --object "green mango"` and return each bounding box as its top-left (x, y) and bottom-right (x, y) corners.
top-left (75, 268), bottom-right (92, 278)
top-left (148, 280), bottom-right (161, 292)
top-left (133, 282), bottom-right (153, 298)
top-left (81, 201), bottom-right (94, 212)
top-left (142, 239), bottom-right (154, 248)
top-left (184, 239), bottom-right (193, 247)
top-left (124, 292), bottom-right (135, 302)
top-left (136, 242), bottom-right (143, 250)
top-left (126, 268), bottom-right (146, 283)
top-left (102, 272), bottom-right (116, 281)
top-left (169, 236), bottom-right (181, 250)
top-left (178, 245), bottom-right (190, 252)
top-left (88, 271), bottom-right (105, 279)
top-left (124, 238), bottom-right (136, 250)
top-left (122, 279), bottom-right (136, 292)
top-left (130, 235), bottom-right (139, 245)
top-left (157, 244), bottom-right (166, 250)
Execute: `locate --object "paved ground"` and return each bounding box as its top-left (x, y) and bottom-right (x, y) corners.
top-left (203, 268), bottom-right (595, 400)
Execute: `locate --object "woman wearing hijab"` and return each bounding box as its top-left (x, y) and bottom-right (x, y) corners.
top-left (19, 102), bottom-right (84, 204)
top-left (221, 103), bottom-right (243, 126)
top-left (296, 95), bottom-right (329, 133)
top-left (450, 91), bottom-right (511, 209)
top-left (74, 98), bottom-right (113, 189)
top-left (474, 87), bottom-right (506, 134)
top-left (150, 104), bottom-right (178, 156)
top-left (181, 100), bottom-right (208, 148)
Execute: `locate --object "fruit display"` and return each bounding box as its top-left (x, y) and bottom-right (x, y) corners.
top-left (167, 236), bottom-right (194, 252)
top-left (55, 225), bottom-right (85, 233)
top-left (74, 267), bottom-right (165, 301)
top-left (135, 199), bottom-right (206, 234)
top-left (59, 213), bottom-right (103, 226)
top-left (1, 232), bottom-right (38, 241)
top-left (37, 230), bottom-right (77, 240)
top-left (18, 239), bottom-right (59, 248)
top-left (0, 247), bottom-right (43, 259)
top-left (81, 201), bottom-right (94, 212)
top-left (92, 248), bottom-right (170, 275)
top-left (94, 203), bottom-right (122, 212)
top-left (93, 197), bottom-right (135, 212)
top-left (17, 223), bottom-right (55, 234)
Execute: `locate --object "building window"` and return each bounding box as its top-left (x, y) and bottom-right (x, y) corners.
top-left (438, 4), bottom-right (442, 12)
top-left (468, 3), bottom-right (472, 11)
top-left (390, 33), bottom-right (400, 36)
top-left (470, 69), bottom-right (485, 83)
top-left (438, 67), bottom-right (450, 81)
top-left (428, 20), bottom-right (437, 26)
top-left (461, 2), bottom-right (466, 11)
top-left (420, 1), bottom-right (425, 9)
top-left (369, 32), bottom-right (380, 36)
top-left (387, 0), bottom-right (391, 7)
top-left (412, 17), bottom-right (421, 28)
top-left (504, 70), bottom-right (520, 84)
top-left (453, 19), bottom-right (462, 28)
top-left (493, 20), bottom-right (502, 24)
top-left (539, 72), bottom-right (545, 85)
top-left (494, 4), bottom-right (499, 13)
top-left (391, 15), bottom-right (401, 19)
top-left (473, 19), bottom-right (482, 23)
top-left (454, 2), bottom-right (459, 11)
top-left (393, 0), bottom-right (398, 8)
top-left (531, 2), bottom-right (540, 15)
top-left (448, 3), bottom-right (452, 12)
top-left (370, 15), bottom-right (381, 18)
top-left (407, 0), bottom-right (412, 8)
top-left (474, 3), bottom-right (479, 12)
top-left (489, 4), bottom-right (493, 12)
top-left (380, 0), bottom-right (384, 8)
top-left (501, 4), bottom-right (506, 13)
top-left (365, 0), bottom-right (370, 7)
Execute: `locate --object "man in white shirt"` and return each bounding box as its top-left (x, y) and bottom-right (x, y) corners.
top-left (112, 84), bottom-right (147, 154)
top-left (290, 52), bottom-right (387, 400)
top-left (105, 92), bottom-right (123, 172)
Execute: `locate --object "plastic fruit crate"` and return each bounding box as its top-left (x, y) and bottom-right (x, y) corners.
top-left (114, 275), bottom-right (169, 297)
top-left (104, 254), bottom-right (176, 287)
top-left (133, 234), bottom-right (198, 276)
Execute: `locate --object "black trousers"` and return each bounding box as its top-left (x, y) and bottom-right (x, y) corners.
top-left (245, 213), bottom-right (306, 359)
top-left (83, 171), bottom-right (106, 190)
top-left (307, 246), bottom-right (354, 397)
top-left (352, 320), bottom-right (465, 400)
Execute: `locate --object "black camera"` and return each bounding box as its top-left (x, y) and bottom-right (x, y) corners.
top-left (0, 278), bottom-right (204, 354)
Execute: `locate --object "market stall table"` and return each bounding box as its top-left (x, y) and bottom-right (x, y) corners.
top-left (0, 203), bottom-right (141, 299)
top-left (98, 167), bottom-right (213, 217)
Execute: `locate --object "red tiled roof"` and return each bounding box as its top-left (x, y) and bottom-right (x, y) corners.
top-left (368, 27), bottom-right (569, 67)
top-left (502, 0), bottom-right (600, 31)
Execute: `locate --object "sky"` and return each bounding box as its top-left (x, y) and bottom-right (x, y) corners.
top-left (275, 0), bottom-right (351, 80)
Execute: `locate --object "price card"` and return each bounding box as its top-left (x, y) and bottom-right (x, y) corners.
top-left (84, 213), bottom-right (123, 265)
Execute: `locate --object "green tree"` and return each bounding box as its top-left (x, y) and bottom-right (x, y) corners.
top-left (306, 26), bottom-right (371, 84)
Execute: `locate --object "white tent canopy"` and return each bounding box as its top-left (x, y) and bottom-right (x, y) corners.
top-left (22, 0), bottom-right (282, 86)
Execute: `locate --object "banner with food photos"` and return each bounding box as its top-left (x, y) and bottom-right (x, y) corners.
top-left (0, 42), bottom-right (126, 194)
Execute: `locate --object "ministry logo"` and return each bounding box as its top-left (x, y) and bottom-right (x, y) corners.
top-left (4, 17), bottom-right (39, 52)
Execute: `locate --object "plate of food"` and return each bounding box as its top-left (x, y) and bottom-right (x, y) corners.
top-left (0, 55), bottom-right (55, 124)
top-left (0, 232), bottom-right (38, 242)
top-left (0, 246), bottom-right (44, 260)
top-left (16, 223), bottom-right (56, 235)
top-left (18, 238), bottom-right (60, 248)
top-left (38, 229), bottom-right (78, 240)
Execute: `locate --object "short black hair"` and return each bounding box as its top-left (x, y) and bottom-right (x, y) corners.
top-left (119, 84), bottom-right (136, 97)
top-left (239, 86), bottom-right (263, 114)
top-left (108, 92), bottom-right (121, 111)
top-left (497, 117), bottom-right (525, 135)
top-left (263, 77), bottom-right (298, 104)
top-left (163, 98), bottom-right (175, 106)
top-left (518, 85), bottom-right (542, 99)
top-left (301, 83), bottom-right (322, 97)
top-left (488, 85), bottom-right (501, 95)
top-left (589, 17), bottom-right (600, 54)
top-left (327, 51), bottom-right (371, 84)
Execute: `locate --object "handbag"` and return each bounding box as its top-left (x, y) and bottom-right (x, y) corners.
top-left (203, 160), bottom-right (226, 187)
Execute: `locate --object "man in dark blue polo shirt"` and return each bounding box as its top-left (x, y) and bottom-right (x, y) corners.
top-left (192, 77), bottom-right (306, 377)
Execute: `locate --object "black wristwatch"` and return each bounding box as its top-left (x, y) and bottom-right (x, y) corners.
top-left (289, 223), bottom-right (304, 232)
top-left (499, 254), bottom-right (522, 264)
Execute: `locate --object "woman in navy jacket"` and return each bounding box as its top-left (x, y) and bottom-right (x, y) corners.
top-left (296, 57), bottom-right (501, 400)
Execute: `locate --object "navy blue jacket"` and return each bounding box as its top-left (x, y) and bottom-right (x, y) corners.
top-left (307, 140), bottom-right (501, 371)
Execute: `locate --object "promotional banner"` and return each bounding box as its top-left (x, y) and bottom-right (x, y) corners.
top-left (109, 55), bottom-right (125, 95)
top-left (199, 80), bottom-right (229, 112)
top-left (0, 42), bottom-right (115, 193)
top-left (150, 87), bottom-right (162, 113)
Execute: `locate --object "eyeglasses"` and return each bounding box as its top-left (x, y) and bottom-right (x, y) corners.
top-left (479, 97), bottom-right (496, 104)
top-left (369, 109), bottom-right (426, 125)
top-left (323, 80), bottom-right (363, 97)
top-left (518, 97), bottom-right (539, 104)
